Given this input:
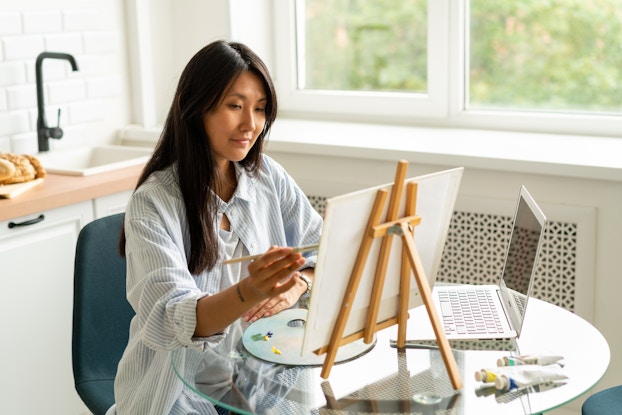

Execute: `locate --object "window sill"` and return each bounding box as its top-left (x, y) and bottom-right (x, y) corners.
top-left (267, 119), bottom-right (622, 183)
top-left (119, 119), bottom-right (622, 183)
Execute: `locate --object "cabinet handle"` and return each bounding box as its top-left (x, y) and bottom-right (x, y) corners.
top-left (8, 214), bottom-right (45, 229)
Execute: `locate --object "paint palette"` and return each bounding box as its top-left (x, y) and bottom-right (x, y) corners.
top-left (242, 308), bottom-right (375, 366)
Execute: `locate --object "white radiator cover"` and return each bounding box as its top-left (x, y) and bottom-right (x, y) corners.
top-left (306, 194), bottom-right (596, 321)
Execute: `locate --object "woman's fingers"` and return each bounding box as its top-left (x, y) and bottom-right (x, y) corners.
top-left (248, 246), bottom-right (296, 269)
top-left (244, 246), bottom-right (305, 299)
top-left (242, 277), bottom-right (300, 322)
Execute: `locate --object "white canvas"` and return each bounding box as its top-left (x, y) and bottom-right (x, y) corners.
top-left (302, 167), bottom-right (463, 355)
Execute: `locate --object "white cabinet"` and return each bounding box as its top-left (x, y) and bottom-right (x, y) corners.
top-left (93, 189), bottom-right (133, 218)
top-left (0, 201), bottom-right (94, 415)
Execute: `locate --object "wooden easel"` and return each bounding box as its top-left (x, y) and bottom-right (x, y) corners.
top-left (315, 160), bottom-right (463, 390)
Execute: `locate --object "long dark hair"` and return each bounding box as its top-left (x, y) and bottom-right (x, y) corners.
top-left (119, 41), bottom-right (278, 274)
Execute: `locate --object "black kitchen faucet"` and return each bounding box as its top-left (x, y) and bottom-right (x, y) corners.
top-left (35, 51), bottom-right (79, 152)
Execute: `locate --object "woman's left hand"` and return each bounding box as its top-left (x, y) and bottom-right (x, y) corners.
top-left (242, 274), bottom-right (306, 322)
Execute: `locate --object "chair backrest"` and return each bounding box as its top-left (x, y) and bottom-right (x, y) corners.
top-left (72, 213), bottom-right (134, 415)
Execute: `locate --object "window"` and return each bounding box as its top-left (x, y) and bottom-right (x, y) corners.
top-left (468, 0), bottom-right (622, 114)
top-left (271, 0), bottom-right (622, 136)
top-left (274, 0), bottom-right (448, 120)
top-left (299, 0), bottom-right (428, 94)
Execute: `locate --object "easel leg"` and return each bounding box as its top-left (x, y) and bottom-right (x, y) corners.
top-left (364, 161), bottom-right (408, 343)
top-left (397, 182), bottom-right (418, 347)
top-left (399, 221), bottom-right (463, 390)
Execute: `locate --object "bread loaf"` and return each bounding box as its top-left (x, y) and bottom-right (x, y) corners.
top-left (0, 153), bottom-right (46, 185)
top-left (0, 158), bottom-right (16, 182)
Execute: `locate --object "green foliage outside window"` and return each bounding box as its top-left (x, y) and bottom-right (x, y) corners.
top-left (302, 0), bottom-right (622, 114)
top-left (302, 0), bottom-right (427, 92)
top-left (470, 0), bottom-right (622, 112)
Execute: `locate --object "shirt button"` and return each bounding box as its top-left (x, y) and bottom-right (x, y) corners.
top-left (250, 242), bottom-right (257, 250)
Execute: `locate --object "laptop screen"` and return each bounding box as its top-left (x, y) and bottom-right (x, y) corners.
top-left (500, 186), bottom-right (546, 329)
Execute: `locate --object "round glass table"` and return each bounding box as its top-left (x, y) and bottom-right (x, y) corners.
top-left (170, 298), bottom-right (609, 414)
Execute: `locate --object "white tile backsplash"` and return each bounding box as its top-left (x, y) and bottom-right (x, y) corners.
top-left (9, 131), bottom-right (38, 154)
top-left (0, 89), bottom-right (7, 111)
top-left (0, 3), bottom-right (127, 154)
top-left (34, 104), bottom-right (69, 130)
top-left (0, 137), bottom-right (10, 152)
top-left (52, 123), bottom-right (87, 149)
top-left (87, 76), bottom-right (121, 98)
top-left (71, 54), bottom-right (115, 76)
top-left (62, 10), bottom-right (100, 32)
top-left (6, 84), bottom-right (36, 109)
top-left (2, 35), bottom-right (44, 61)
top-left (48, 79), bottom-right (86, 104)
top-left (83, 31), bottom-right (119, 54)
top-left (0, 62), bottom-right (26, 86)
top-left (22, 10), bottom-right (62, 34)
top-left (26, 58), bottom-right (67, 83)
top-left (0, 12), bottom-right (21, 36)
top-left (44, 33), bottom-right (83, 55)
top-left (0, 111), bottom-right (29, 136)
top-left (68, 100), bottom-right (103, 124)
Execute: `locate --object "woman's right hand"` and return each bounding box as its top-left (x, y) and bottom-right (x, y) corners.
top-left (241, 246), bottom-right (305, 303)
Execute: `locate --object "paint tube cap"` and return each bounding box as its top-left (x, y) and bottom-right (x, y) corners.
top-left (494, 375), bottom-right (510, 390)
top-left (474, 370), bottom-right (486, 382)
top-left (496, 357), bottom-right (507, 366)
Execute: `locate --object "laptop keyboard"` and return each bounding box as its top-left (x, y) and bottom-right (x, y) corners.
top-left (437, 288), bottom-right (505, 335)
top-left (513, 292), bottom-right (527, 316)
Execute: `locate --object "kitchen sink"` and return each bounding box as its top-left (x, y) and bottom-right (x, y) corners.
top-left (37, 145), bottom-right (152, 176)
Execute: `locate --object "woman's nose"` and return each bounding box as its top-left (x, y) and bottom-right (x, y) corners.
top-left (240, 109), bottom-right (256, 132)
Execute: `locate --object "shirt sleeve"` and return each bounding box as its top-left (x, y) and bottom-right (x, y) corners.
top-left (124, 191), bottom-right (224, 352)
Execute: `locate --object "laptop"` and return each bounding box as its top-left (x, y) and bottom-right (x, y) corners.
top-left (413, 185), bottom-right (547, 341)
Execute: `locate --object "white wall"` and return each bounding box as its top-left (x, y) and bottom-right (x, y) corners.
top-left (0, 0), bottom-right (131, 154)
top-left (126, 0), bottom-right (231, 128)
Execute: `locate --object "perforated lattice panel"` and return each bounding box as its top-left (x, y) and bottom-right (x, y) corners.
top-left (308, 195), bottom-right (327, 217)
top-left (307, 196), bottom-right (578, 312)
top-left (438, 211), bottom-right (577, 312)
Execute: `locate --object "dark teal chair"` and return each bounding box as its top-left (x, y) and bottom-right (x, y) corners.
top-left (582, 386), bottom-right (622, 415)
top-left (72, 213), bottom-right (134, 415)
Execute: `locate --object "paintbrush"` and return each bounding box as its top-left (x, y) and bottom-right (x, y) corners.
top-left (222, 244), bottom-right (320, 265)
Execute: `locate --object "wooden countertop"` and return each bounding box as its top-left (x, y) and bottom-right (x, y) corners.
top-left (0, 164), bottom-right (143, 221)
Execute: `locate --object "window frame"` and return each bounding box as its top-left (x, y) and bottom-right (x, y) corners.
top-left (270, 0), bottom-right (622, 138)
top-left (273, 0), bottom-right (449, 120)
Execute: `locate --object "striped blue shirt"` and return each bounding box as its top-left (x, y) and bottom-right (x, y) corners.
top-left (113, 155), bottom-right (323, 414)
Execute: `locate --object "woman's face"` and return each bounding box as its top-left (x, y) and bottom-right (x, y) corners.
top-left (203, 71), bottom-right (267, 170)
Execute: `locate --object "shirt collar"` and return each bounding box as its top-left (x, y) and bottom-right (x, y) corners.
top-left (230, 162), bottom-right (257, 204)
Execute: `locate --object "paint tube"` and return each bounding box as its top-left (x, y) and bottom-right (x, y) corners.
top-left (475, 368), bottom-right (505, 383)
top-left (497, 354), bottom-right (564, 367)
top-left (474, 364), bottom-right (541, 383)
top-left (494, 364), bottom-right (567, 391)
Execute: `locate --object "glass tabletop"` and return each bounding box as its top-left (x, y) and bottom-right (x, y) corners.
top-left (171, 298), bottom-right (609, 414)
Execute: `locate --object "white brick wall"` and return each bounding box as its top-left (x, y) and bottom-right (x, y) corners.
top-left (23, 11), bottom-right (63, 34)
top-left (0, 12), bottom-right (21, 36)
top-left (0, 2), bottom-right (128, 154)
top-left (44, 33), bottom-right (82, 55)
top-left (0, 62), bottom-right (26, 86)
top-left (7, 84), bottom-right (36, 109)
top-left (62, 10), bottom-right (100, 32)
top-left (0, 89), bottom-right (7, 111)
top-left (2, 35), bottom-right (45, 60)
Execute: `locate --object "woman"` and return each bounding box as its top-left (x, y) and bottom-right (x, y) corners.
top-left (111, 40), bottom-right (322, 414)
